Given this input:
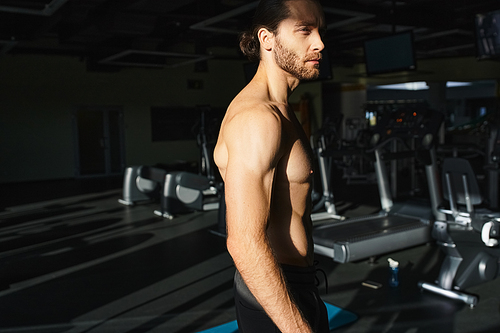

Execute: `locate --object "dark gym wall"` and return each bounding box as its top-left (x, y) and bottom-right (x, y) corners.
top-left (0, 55), bottom-right (246, 183)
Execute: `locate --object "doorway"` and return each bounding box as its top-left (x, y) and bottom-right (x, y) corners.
top-left (72, 106), bottom-right (125, 177)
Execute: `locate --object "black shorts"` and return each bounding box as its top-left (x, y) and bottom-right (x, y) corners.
top-left (234, 264), bottom-right (329, 333)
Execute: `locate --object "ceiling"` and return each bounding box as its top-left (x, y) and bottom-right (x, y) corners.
top-left (0, 0), bottom-right (498, 72)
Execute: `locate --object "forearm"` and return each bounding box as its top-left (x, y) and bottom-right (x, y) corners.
top-left (228, 235), bottom-right (312, 333)
top-left (220, 111), bottom-right (311, 331)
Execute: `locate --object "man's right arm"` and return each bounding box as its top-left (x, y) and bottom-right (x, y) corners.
top-left (223, 107), bottom-right (312, 333)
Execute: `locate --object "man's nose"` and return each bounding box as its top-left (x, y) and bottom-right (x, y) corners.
top-left (312, 30), bottom-right (324, 52)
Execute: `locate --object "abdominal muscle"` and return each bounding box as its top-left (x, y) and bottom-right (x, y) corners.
top-left (267, 183), bottom-right (314, 267)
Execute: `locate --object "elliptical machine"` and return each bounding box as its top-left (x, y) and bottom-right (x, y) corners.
top-left (154, 105), bottom-right (222, 219)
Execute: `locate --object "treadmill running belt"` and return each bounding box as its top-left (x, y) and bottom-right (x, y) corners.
top-left (313, 214), bottom-right (431, 263)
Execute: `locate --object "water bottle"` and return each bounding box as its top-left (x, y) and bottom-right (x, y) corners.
top-left (388, 258), bottom-right (399, 287)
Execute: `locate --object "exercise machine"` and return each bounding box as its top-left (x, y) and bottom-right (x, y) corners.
top-left (154, 105), bottom-right (222, 219)
top-left (119, 164), bottom-right (220, 219)
top-left (154, 171), bottom-right (220, 219)
top-left (485, 122), bottom-right (500, 209)
top-left (337, 117), bottom-right (376, 185)
top-left (418, 156), bottom-right (500, 307)
top-left (313, 108), bottom-right (444, 263)
top-left (118, 165), bottom-right (166, 206)
top-left (119, 106), bottom-right (222, 219)
top-left (310, 117), bottom-right (345, 222)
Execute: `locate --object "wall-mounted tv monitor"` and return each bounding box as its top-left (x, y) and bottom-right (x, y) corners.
top-left (475, 9), bottom-right (500, 60)
top-left (363, 31), bottom-right (416, 76)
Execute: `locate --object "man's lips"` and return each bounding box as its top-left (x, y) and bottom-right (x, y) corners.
top-left (306, 58), bottom-right (321, 66)
top-left (306, 54), bottom-right (322, 65)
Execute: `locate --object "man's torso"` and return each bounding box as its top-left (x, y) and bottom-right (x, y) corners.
top-left (214, 87), bottom-right (315, 267)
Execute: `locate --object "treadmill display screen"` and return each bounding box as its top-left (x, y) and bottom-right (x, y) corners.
top-left (375, 109), bottom-right (443, 141)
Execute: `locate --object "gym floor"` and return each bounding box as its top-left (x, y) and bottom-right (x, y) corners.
top-left (1, 178), bottom-right (499, 333)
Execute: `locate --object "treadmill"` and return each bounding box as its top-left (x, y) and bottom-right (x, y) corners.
top-left (313, 108), bottom-right (445, 263)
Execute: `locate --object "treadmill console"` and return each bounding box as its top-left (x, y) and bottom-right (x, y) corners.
top-left (490, 126), bottom-right (500, 162)
top-left (373, 108), bottom-right (443, 147)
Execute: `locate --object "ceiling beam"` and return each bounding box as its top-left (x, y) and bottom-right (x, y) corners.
top-left (0, 0), bottom-right (69, 16)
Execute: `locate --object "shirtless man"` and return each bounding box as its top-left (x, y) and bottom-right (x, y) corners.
top-left (213, 0), bottom-right (328, 332)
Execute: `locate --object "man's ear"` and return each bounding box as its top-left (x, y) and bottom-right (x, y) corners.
top-left (257, 28), bottom-right (274, 51)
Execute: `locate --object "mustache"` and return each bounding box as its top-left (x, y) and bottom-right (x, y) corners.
top-left (305, 53), bottom-right (322, 61)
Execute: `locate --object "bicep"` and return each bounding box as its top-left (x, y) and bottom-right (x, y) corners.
top-left (223, 111), bottom-right (282, 237)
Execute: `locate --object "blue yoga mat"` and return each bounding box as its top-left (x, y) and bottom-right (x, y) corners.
top-left (197, 302), bottom-right (357, 333)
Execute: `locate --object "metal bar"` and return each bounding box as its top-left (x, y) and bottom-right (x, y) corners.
top-left (190, 1), bottom-right (259, 32)
top-left (0, 0), bottom-right (69, 16)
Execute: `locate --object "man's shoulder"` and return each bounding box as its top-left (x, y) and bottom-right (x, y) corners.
top-left (226, 98), bottom-right (282, 130)
top-left (221, 101), bottom-right (283, 154)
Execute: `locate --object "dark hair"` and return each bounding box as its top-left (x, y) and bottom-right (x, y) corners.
top-left (239, 0), bottom-right (292, 62)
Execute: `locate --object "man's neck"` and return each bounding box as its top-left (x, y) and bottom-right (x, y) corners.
top-left (255, 61), bottom-right (300, 105)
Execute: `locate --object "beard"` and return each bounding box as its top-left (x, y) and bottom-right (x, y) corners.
top-left (274, 37), bottom-right (321, 81)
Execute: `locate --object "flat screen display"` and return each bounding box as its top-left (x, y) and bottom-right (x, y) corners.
top-left (475, 9), bottom-right (500, 60)
top-left (364, 32), bottom-right (416, 75)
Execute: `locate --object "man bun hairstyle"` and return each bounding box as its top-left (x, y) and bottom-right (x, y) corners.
top-left (239, 0), bottom-right (292, 62)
